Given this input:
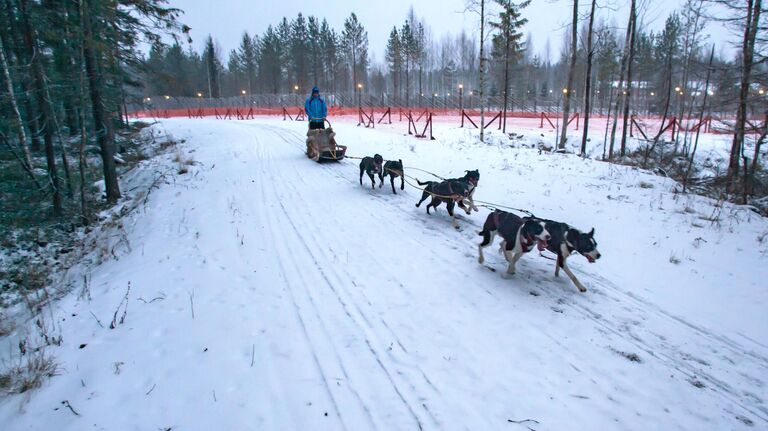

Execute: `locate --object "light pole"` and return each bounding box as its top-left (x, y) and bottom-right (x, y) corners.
top-left (294, 85), bottom-right (299, 108)
top-left (649, 91), bottom-right (655, 115)
top-left (459, 84), bottom-right (464, 113)
top-left (432, 93), bottom-right (436, 110)
top-left (357, 83), bottom-right (363, 124)
top-left (357, 83), bottom-right (363, 109)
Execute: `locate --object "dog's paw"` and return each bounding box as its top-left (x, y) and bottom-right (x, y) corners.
top-left (501, 272), bottom-right (514, 279)
top-left (478, 257), bottom-right (484, 264)
top-left (578, 285), bottom-right (587, 293)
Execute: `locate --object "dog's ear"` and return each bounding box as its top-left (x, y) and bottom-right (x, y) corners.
top-left (589, 228), bottom-right (595, 237)
top-left (399, 159), bottom-right (402, 164)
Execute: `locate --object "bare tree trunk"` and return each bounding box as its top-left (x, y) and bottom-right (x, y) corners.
top-left (80, 0), bottom-right (121, 203)
top-left (683, 46), bottom-right (714, 193)
top-left (42, 73), bottom-right (74, 198)
top-left (502, 5), bottom-right (511, 134)
top-left (558, 0), bottom-right (578, 151)
top-left (602, 72), bottom-right (616, 160)
top-left (609, 7), bottom-right (634, 159)
top-left (643, 55), bottom-right (674, 168)
top-left (479, 0), bottom-right (486, 143)
top-left (727, 0), bottom-right (761, 195)
top-left (19, 0), bottom-right (62, 216)
top-left (619, 0), bottom-right (637, 158)
top-left (3, 0), bottom-right (43, 153)
top-left (0, 33), bottom-right (34, 172)
top-left (580, 0), bottom-right (597, 156)
top-left (77, 5), bottom-right (90, 225)
top-left (678, 0), bottom-right (705, 155)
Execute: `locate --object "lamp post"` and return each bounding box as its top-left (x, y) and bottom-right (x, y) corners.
top-left (357, 83), bottom-right (363, 124)
top-left (432, 93), bottom-right (436, 109)
top-left (459, 84), bottom-right (464, 113)
top-left (357, 83), bottom-right (363, 109)
top-left (293, 85), bottom-right (299, 107)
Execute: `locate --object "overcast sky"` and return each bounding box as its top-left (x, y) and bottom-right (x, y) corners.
top-left (164, 0), bottom-right (735, 64)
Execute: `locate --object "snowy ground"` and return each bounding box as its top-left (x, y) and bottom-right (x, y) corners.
top-left (1, 117), bottom-right (766, 430)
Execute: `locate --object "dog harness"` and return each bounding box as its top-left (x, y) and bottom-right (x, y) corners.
top-left (521, 233), bottom-right (536, 252)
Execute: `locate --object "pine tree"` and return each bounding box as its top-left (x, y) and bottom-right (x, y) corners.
top-left (237, 32), bottom-right (258, 94)
top-left (307, 16), bottom-right (323, 87)
top-left (276, 17), bottom-right (291, 93)
top-left (319, 19), bottom-right (338, 92)
top-left (258, 25), bottom-right (282, 94)
top-left (385, 27), bottom-right (403, 105)
top-left (290, 13), bottom-right (309, 90)
top-left (400, 20), bottom-right (414, 106)
top-left (204, 35), bottom-right (220, 98)
top-left (342, 13), bottom-right (368, 91)
top-left (490, 0), bottom-right (529, 133)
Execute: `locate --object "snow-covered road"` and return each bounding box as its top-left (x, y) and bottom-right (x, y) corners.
top-left (2, 118), bottom-right (766, 430)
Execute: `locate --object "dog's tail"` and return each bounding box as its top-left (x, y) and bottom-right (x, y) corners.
top-left (416, 179), bottom-right (430, 186)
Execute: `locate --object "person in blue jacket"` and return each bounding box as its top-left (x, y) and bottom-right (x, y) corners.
top-left (305, 86), bottom-right (328, 130)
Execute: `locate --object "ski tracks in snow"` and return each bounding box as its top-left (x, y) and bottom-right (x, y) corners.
top-left (6, 119), bottom-right (762, 431)
top-left (245, 121), bottom-right (767, 429)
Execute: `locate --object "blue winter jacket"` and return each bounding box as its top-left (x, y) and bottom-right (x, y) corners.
top-left (305, 87), bottom-right (327, 122)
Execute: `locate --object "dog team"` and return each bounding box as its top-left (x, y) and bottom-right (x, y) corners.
top-left (359, 154), bottom-right (601, 293)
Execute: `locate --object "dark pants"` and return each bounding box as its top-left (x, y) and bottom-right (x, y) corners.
top-left (309, 121), bottom-right (325, 130)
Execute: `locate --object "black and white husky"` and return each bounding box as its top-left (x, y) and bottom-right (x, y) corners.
top-left (478, 210), bottom-right (550, 277)
top-left (540, 220), bottom-right (601, 292)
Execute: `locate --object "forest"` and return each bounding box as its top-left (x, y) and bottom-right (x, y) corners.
top-left (0, 0), bottom-right (766, 232)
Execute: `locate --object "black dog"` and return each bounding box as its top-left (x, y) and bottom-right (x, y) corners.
top-left (359, 154), bottom-right (384, 189)
top-left (382, 159), bottom-right (405, 194)
top-left (415, 170), bottom-right (479, 215)
top-left (478, 210), bottom-right (550, 277)
top-left (540, 220), bottom-right (601, 292)
top-left (420, 179), bottom-right (471, 229)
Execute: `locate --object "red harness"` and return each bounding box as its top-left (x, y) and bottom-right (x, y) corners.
top-left (520, 233), bottom-right (536, 252)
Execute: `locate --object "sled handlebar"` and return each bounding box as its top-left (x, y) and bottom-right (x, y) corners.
top-left (309, 118), bottom-right (332, 127)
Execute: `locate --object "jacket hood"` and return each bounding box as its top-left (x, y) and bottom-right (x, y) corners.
top-left (312, 86), bottom-right (320, 94)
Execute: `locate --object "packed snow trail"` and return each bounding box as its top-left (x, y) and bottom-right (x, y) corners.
top-left (1, 118), bottom-right (766, 430)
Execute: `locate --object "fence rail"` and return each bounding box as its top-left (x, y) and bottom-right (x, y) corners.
top-left (129, 91), bottom-right (742, 119)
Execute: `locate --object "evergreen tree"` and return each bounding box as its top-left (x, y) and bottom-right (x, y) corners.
top-left (237, 31), bottom-right (258, 94)
top-left (307, 16), bottom-right (323, 87)
top-left (385, 27), bottom-right (403, 104)
top-left (342, 13), bottom-right (368, 91)
top-left (490, 0), bottom-right (530, 132)
top-left (290, 13), bottom-right (309, 89)
top-left (204, 35), bottom-right (220, 98)
top-left (258, 25), bottom-right (282, 93)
